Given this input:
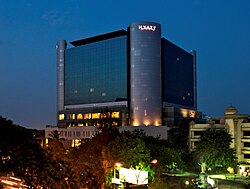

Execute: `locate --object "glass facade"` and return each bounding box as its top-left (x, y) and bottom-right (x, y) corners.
top-left (162, 39), bottom-right (194, 108)
top-left (57, 22), bottom-right (197, 127)
top-left (64, 36), bottom-right (127, 105)
top-left (130, 22), bottom-right (162, 126)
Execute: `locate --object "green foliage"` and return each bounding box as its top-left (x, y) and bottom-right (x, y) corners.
top-left (0, 116), bottom-right (45, 187)
top-left (0, 116), bottom-right (77, 188)
top-left (154, 146), bottom-right (186, 172)
top-left (107, 135), bottom-right (151, 169)
top-left (64, 125), bottom-right (120, 188)
top-left (194, 128), bottom-right (237, 171)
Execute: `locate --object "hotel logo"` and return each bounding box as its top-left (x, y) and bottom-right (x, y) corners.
top-left (138, 25), bottom-right (156, 31)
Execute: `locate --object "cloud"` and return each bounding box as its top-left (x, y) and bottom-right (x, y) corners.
top-left (41, 10), bottom-right (66, 26)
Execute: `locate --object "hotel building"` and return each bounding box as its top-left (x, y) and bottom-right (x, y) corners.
top-left (56, 21), bottom-right (197, 128)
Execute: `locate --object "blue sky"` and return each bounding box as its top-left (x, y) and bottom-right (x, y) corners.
top-left (0, 0), bottom-right (249, 129)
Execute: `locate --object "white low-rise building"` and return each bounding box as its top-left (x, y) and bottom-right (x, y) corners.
top-left (45, 125), bottom-right (170, 148)
top-left (189, 105), bottom-right (250, 163)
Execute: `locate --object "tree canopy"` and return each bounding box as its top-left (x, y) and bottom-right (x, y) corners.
top-left (194, 128), bottom-right (237, 172)
top-left (106, 135), bottom-right (151, 169)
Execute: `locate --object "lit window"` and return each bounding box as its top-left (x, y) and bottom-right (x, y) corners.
top-left (101, 112), bottom-right (110, 118)
top-left (90, 88), bottom-right (94, 92)
top-left (77, 114), bottom-right (83, 120)
top-left (69, 114), bottom-right (76, 119)
top-left (74, 139), bottom-right (81, 147)
top-left (78, 123), bottom-right (84, 126)
top-left (84, 113), bottom-right (91, 119)
top-left (58, 114), bottom-right (65, 120)
top-left (189, 111), bottom-right (195, 118)
top-left (111, 112), bottom-right (120, 118)
top-left (181, 109), bottom-right (188, 118)
top-left (92, 113), bottom-right (100, 119)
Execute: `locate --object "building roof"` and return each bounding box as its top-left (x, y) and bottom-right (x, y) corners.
top-left (70, 29), bottom-right (127, 47)
top-left (225, 104), bottom-right (238, 115)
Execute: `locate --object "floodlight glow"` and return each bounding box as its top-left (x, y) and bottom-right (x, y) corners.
top-left (115, 163), bottom-right (122, 168)
top-left (150, 159), bottom-right (157, 164)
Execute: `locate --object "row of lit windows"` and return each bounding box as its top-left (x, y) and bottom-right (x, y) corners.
top-left (58, 112), bottom-right (120, 121)
top-left (60, 130), bottom-right (95, 138)
top-left (67, 121), bottom-right (119, 127)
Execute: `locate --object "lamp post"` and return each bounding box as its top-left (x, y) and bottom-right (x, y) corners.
top-left (114, 162), bottom-right (122, 179)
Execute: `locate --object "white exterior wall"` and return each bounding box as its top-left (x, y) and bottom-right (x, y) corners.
top-left (189, 111), bottom-right (250, 163)
top-left (45, 125), bottom-right (169, 148)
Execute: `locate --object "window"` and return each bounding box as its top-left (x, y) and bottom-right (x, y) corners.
top-left (244, 131), bottom-right (250, 137)
top-left (111, 112), bottom-right (120, 118)
top-left (77, 114), bottom-right (83, 120)
top-left (244, 142), bottom-right (250, 147)
top-left (76, 131), bottom-right (80, 137)
top-left (244, 154), bottom-right (250, 159)
top-left (58, 114), bottom-right (65, 120)
top-left (92, 113), bottom-right (100, 119)
top-left (84, 113), bottom-right (91, 119)
top-left (194, 131), bottom-right (203, 136)
top-left (101, 112), bottom-right (110, 118)
top-left (74, 139), bottom-right (81, 147)
top-left (69, 114), bottom-right (76, 120)
top-left (194, 141), bottom-right (199, 148)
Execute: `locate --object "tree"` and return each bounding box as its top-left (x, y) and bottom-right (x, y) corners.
top-left (155, 146), bottom-right (186, 173)
top-left (106, 135), bottom-right (151, 169)
top-left (194, 128), bottom-right (237, 173)
top-left (106, 135), bottom-right (152, 187)
top-left (0, 116), bottom-right (47, 187)
top-left (66, 125), bottom-right (120, 188)
top-left (0, 116), bottom-right (77, 188)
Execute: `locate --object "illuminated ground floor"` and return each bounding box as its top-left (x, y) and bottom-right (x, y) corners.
top-left (57, 103), bottom-right (198, 128)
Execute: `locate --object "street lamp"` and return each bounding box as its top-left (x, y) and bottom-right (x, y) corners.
top-left (115, 162), bottom-right (122, 168)
top-left (150, 159), bottom-right (158, 164)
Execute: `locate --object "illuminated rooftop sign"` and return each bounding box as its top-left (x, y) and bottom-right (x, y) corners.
top-left (138, 25), bottom-right (156, 31)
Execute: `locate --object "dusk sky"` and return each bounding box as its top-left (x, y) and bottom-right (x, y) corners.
top-left (1, 0), bottom-right (249, 129)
